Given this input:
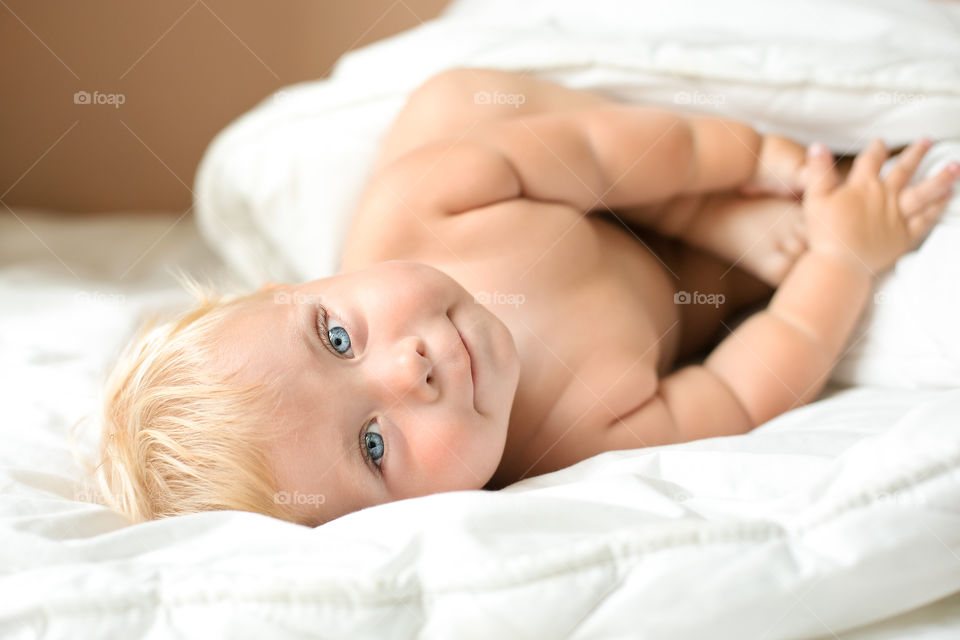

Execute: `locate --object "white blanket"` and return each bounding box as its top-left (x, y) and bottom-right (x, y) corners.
top-left (0, 205), bottom-right (958, 636)
top-left (4, 0), bottom-right (960, 637)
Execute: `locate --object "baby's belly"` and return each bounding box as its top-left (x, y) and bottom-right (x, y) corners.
top-left (494, 211), bottom-right (684, 483)
top-left (587, 214), bottom-right (682, 373)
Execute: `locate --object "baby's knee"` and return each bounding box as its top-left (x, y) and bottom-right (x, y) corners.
top-left (408, 68), bottom-right (493, 111)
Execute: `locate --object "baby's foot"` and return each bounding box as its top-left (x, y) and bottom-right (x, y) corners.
top-left (677, 156), bottom-right (856, 287)
top-left (682, 192), bottom-right (807, 287)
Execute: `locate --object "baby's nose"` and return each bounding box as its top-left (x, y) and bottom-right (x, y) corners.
top-left (374, 337), bottom-right (436, 404)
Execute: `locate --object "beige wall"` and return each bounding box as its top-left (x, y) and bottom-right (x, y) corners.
top-left (0, 0), bottom-right (449, 213)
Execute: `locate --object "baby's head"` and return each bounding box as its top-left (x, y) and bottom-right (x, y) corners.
top-left (93, 260), bottom-right (521, 527)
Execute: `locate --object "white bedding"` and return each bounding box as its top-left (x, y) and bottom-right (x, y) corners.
top-left (4, 0), bottom-right (960, 637)
top-left (1, 207), bottom-right (958, 637)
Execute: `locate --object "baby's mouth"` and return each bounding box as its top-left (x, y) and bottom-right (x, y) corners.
top-left (457, 326), bottom-right (475, 406)
top-left (450, 311), bottom-right (477, 413)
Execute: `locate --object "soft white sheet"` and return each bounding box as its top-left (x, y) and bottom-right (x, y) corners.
top-left (1, 208), bottom-right (959, 637)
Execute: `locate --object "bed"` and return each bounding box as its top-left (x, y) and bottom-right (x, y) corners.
top-left (3, 0), bottom-right (960, 637)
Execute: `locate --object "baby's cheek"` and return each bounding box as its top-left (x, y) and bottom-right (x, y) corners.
top-left (409, 420), bottom-right (481, 486)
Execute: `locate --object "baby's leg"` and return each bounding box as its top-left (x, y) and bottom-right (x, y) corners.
top-left (374, 68), bottom-right (617, 173)
top-left (667, 155), bottom-right (856, 287)
top-left (680, 193), bottom-right (808, 288)
top-left (377, 68), bottom-right (860, 290)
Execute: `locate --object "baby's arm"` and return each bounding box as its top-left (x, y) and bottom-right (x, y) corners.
top-left (595, 248), bottom-right (872, 449)
top-left (705, 246), bottom-right (871, 426)
top-left (597, 138), bottom-right (955, 451)
top-left (697, 138), bottom-right (954, 429)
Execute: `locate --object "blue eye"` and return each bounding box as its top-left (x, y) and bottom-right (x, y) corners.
top-left (317, 305), bottom-right (353, 357)
top-left (362, 420), bottom-right (385, 473)
top-left (328, 324), bottom-right (350, 354)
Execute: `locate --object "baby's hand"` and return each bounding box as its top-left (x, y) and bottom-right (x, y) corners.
top-left (802, 138), bottom-right (959, 274)
top-left (739, 134), bottom-right (807, 198)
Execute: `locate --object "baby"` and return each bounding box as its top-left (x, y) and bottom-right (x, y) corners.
top-left (94, 68), bottom-right (958, 528)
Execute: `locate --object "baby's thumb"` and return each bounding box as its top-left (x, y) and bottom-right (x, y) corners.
top-left (805, 142), bottom-right (839, 197)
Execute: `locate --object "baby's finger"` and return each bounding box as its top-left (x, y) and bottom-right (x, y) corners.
top-left (850, 138), bottom-right (889, 182)
top-left (900, 162), bottom-right (960, 216)
top-left (885, 138), bottom-right (932, 192)
top-left (805, 142), bottom-right (839, 197)
top-left (906, 189), bottom-right (952, 245)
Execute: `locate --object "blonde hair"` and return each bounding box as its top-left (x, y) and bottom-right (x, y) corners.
top-left (76, 269), bottom-right (305, 526)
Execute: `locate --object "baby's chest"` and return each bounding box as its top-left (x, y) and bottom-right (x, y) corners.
top-left (427, 201), bottom-right (682, 475)
top-left (423, 198), bottom-right (681, 378)
top-left (509, 256), bottom-right (675, 477)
